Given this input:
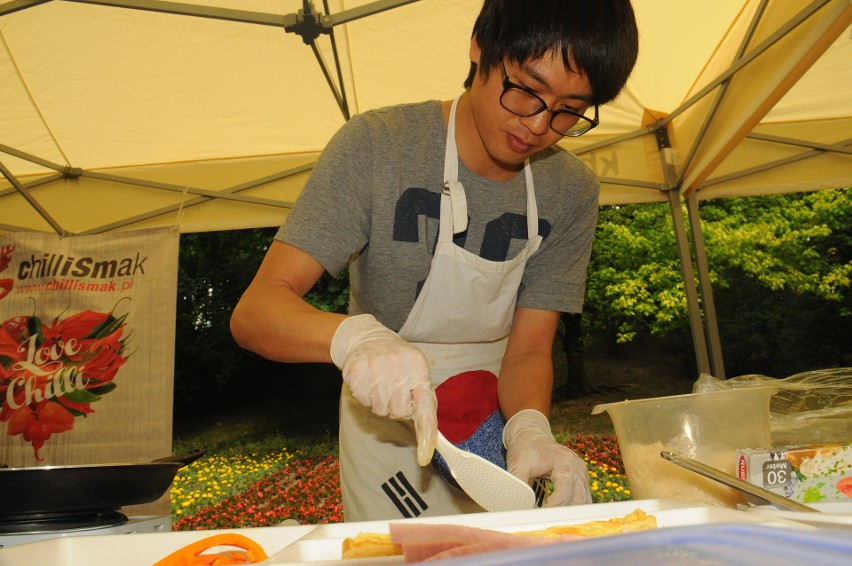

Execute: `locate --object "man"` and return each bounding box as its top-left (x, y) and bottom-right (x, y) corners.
top-left (231, 0), bottom-right (638, 521)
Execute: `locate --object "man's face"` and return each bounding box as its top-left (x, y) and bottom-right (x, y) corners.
top-left (466, 44), bottom-right (593, 177)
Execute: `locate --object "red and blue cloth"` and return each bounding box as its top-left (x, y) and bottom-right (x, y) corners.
top-left (431, 369), bottom-right (506, 489)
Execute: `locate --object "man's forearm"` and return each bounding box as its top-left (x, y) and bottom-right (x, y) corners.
top-left (498, 350), bottom-right (554, 419)
top-left (230, 283), bottom-right (346, 364)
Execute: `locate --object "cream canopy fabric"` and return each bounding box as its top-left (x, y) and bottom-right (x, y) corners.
top-left (1, 0), bottom-right (851, 378)
top-left (2, 0), bottom-right (850, 236)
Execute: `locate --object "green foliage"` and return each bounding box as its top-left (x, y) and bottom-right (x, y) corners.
top-left (700, 189), bottom-right (852, 373)
top-left (174, 228), bottom-right (349, 417)
top-left (584, 188), bottom-right (852, 374)
top-left (585, 203), bottom-right (690, 348)
top-left (174, 228), bottom-right (283, 410)
top-left (172, 189), bottom-right (850, 408)
top-left (701, 189), bottom-right (851, 298)
top-left (304, 267), bottom-right (350, 313)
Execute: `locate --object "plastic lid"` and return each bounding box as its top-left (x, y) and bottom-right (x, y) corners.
top-left (434, 523), bottom-right (852, 566)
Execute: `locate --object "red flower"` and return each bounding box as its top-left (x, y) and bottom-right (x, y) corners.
top-left (6, 400), bottom-right (74, 461)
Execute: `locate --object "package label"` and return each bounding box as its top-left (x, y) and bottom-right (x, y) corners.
top-left (738, 443), bottom-right (852, 504)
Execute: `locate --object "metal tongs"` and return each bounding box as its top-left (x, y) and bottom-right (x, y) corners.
top-left (660, 451), bottom-right (820, 513)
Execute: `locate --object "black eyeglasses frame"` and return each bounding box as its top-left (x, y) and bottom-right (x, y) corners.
top-left (498, 61), bottom-right (599, 137)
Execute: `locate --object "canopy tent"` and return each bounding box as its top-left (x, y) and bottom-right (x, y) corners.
top-left (2, 0), bottom-right (851, 376)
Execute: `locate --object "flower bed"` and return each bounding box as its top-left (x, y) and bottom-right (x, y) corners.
top-left (171, 434), bottom-right (628, 530)
top-left (565, 434), bottom-right (631, 503)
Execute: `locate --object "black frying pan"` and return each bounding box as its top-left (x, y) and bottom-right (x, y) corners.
top-left (0, 449), bottom-right (204, 518)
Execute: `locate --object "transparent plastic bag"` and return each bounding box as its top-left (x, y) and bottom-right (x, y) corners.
top-left (693, 368), bottom-right (852, 447)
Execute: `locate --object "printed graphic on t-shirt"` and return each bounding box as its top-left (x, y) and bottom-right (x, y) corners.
top-left (393, 187), bottom-right (551, 294)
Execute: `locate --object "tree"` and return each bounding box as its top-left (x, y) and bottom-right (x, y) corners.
top-left (172, 189), bottom-right (851, 409)
top-left (584, 203), bottom-right (690, 351)
top-left (174, 228), bottom-right (281, 410)
top-left (700, 188), bottom-right (852, 374)
top-left (174, 228), bottom-right (349, 417)
top-left (701, 189), bottom-right (851, 302)
top-left (305, 267), bottom-right (349, 314)
top-left (582, 188), bottom-right (852, 376)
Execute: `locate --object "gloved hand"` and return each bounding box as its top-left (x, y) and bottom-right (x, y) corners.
top-left (330, 314), bottom-right (437, 466)
top-left (503, 408), bottom-right (592, 506)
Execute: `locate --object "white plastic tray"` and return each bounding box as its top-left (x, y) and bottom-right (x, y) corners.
top-left (0, 524), bottom-right (315, 566)
top-left (267, 499), bottom-right (807, 565)
top-left (743, 501), bottom-right (852, 530)
top-left (0, 499), bottom-right (813, 566)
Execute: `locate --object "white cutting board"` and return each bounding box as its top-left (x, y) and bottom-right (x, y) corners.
top-left (264, 499), bottom-right (810, 565)
top-left (0, 524), bottom-right (315, 566)
top-left (0, 500), bottom-right (812, 566)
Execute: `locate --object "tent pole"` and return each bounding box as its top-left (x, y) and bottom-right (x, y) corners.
top-left (655, 125), bottom-right (711, 377)
top-left (665, 188), bottom-right (711, 376)
top-left (686, 194), bottom-right (726, 378)
top-left (0, 159), bottom-right (65, 235)
top-left (308, 41), bottom-right (349, 119)
top-left (0, 0), bottom-right (50, 17)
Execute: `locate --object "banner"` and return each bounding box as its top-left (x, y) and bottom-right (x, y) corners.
top-left (0, 227), bottom-right (178, 514)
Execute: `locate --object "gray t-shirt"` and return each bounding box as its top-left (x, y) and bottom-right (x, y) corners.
top-left (278, 100), bottom-right (599, 331)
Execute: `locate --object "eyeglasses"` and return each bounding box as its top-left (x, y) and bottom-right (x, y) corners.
top-left (499, 61), bottom-right (598, 137)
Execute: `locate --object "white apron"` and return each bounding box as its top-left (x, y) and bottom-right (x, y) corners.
top-left (339, 96), bottom-right (542, 521)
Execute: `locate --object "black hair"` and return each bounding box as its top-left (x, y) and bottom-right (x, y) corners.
top-left (464, 0), bottom-right (639, 105)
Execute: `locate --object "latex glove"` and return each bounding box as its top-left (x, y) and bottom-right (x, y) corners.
top-left (330, 314), bottom-right (437, 466)
top-left (503, 408), bottom-right (592, 506)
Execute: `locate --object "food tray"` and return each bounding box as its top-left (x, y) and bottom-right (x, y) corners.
top-left (742, 501), bottom-right (852, 531)
top-left (0, 499), bottom-right (827, 566)
top-left (264, 499), bottom-right (807, 564)
top-left (431, 523), bottom-right (852, 566)
top-left (0, 524), bottom-right (315, 566)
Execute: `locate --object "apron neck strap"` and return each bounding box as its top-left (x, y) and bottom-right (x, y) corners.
top-left (443, 95), bottom-right (539, 242)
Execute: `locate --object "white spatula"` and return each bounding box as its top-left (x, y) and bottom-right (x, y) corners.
top-left (435, 431), bottom-right (536, 512)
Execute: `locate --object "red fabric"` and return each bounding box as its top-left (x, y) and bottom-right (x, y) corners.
top-left (435, 370), bottom-right (499, 443)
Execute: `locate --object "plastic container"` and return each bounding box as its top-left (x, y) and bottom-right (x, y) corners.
top-left (441, 523), bottom-right (852, 566)
top-left (592, 387), bottom-right (776, 508)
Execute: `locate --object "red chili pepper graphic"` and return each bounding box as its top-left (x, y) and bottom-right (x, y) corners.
top-left (0, 244), bottom-right (14, 271)
top-left (0, 279), bottom-right (11, 301)
top-left (0, 308), bottom-right (130, 460)
top-left (0, 244), bottom-right (14, 301)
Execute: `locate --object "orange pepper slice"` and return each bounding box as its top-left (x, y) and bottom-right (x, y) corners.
top-left (153, 533), bottom-right (269, 566)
